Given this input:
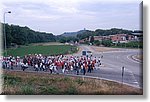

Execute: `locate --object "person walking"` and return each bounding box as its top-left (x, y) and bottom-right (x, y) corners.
top-left (35, 64), bottom-right (39, 72)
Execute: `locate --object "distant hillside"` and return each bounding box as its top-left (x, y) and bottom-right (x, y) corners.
top-left (60, 28), bottom-right (137, 40)
top-left (56, 28), bottom-right (141, 43)
top-left (61, 30), bottom-right (87, 37)
top-left (76, 28), bottom-right (134, 40)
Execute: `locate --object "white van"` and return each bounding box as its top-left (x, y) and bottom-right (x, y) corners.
top-left (82, 51), bottom-right (92, 56)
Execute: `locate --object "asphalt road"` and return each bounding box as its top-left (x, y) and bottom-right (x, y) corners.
top-left (75, 45), bottom-right (143, 88)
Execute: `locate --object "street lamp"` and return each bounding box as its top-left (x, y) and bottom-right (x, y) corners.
top-left (3, 11), bottom-right (11, 56)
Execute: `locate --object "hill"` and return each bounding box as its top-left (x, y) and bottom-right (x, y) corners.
top-left (61, 30), bottom-right (87, 37)
top-left (2, 23), bottom-right (56, 47)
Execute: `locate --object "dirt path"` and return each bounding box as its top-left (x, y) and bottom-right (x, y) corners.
top-left (90, 46), bottom-right (122, 52)
top-left (31, 42), bottom-right (64, 46)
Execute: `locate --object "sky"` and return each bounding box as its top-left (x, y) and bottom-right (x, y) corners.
top-left (0, 0), bottom-right (142, 35)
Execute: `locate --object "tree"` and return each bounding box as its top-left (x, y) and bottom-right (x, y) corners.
top-left (2, 23), bottom-right (56, 47)
top-left (93, 40), bottom-right (101, 46)
top-left (102, 40), bottom-right (112, 47)
top-left (90, 36), bottom-right (94, 43)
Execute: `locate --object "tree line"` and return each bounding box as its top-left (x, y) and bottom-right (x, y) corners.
top-left (57, 28), bottom-right (135, 43)
top-left (2, 23), bottom-right (142, 48)
top-left (2, 23), bottom-right (56, 47)
top-left (76, 28), bottom-right (133, 40)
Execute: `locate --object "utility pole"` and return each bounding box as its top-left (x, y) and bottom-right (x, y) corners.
top-left (3, 11), bottom-right (11, 56)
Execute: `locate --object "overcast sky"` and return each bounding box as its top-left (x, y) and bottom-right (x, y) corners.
top-left (0, 0), bottom-right (142, 35)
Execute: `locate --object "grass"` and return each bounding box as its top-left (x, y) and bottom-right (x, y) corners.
top-left (3, 75), bottom-right (22, 86)
top-left (135, 55), bottom-right (143, 61)
top-left (21, 85), bottom-right (35, 95)
top-left (1, 70), bottom-right (143, 95)
top-left (5, 44), bottom-right (78, 57)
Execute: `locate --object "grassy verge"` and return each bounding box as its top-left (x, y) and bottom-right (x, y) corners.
top-left (1, 70), bottom-right (142, 95)
top-left (5, 44), bottom-right (78, 57)
top-left (135, 55), bottom-right (143, 61)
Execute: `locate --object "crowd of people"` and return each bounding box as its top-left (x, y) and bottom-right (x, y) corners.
top-left (1, 54), bottom-right (102, 75)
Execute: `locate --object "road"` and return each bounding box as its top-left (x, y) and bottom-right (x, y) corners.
top-left (74, 45), bottom-right (143, 88)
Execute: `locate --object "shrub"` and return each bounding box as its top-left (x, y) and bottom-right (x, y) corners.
top-left (93, 40), bottom-right (101, 46)
top-left (102, 40), bottom-right (112, 47)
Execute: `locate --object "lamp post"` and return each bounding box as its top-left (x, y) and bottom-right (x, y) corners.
top-left (3, 11), bottom-right (11, 56)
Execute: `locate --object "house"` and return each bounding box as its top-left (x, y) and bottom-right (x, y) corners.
top-left (93, 36), bottom-right (110, 41)
top-left (102, 36), bottom-right (111, 40)
top-left (93, 36), bottom-right (103, 41)
top-left (79, 33), bottom-right (141, 44)
top-left (131, 32), bottom-right (143, 41)
top-left (79, 39), bottom-right (85, 43)
top-left (79, 38), bottom-right (89, 43)
top-left (109, 34), bottom-right (128, 43)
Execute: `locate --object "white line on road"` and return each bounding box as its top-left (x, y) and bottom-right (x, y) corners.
top-left (127, 54), bottom-right (141, 64)
top-left (125, 69), bottom-right (140, 87)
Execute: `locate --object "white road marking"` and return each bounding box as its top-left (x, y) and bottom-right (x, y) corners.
top-left (125, 69), bottom-right (140, 87)
top-left (132, 55), bottom-right (142, 63)
top-left (133, 82), bottom-right (139, 84)
top-left (102, 50), bottom-right (137, 54)
top-left (127, 54), bottom-right (141, 64)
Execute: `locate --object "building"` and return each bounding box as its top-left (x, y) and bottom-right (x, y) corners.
top-left (94, 36), bottom-right (110, 41)
top-left (79, 33), bottom-right (141, 44)
top-left (93, 36), bottom-right (103, 41)
top-left (109, 34), bottom-right (127, 43)
top-left (131, 32), bottom-right (143, 41)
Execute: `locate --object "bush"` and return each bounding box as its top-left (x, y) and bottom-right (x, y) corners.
top-left (114, 41), bottom-right (143, 48)
top-left (93, 40), bottom-right (101, 46)
top-left (102, 40), bottom-right (112, 47)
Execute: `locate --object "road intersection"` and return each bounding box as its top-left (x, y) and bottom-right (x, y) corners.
top-left (74, 45), bottom-right (143, 88)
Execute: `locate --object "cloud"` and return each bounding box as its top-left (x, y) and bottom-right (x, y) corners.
top-left (0, 0), bottom-right (141, 34)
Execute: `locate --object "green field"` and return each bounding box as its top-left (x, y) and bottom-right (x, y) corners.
top-left (6, 44), bottom-right (78, 57)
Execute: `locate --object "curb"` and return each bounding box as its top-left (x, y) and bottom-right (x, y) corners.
top-left (131, 55), bottom-right (142, 63)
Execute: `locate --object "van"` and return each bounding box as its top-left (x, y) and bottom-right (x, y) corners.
top-left (82, 51), bottom-right (92, 56)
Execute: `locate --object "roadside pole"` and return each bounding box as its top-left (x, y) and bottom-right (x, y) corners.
top-left (121, 66), bottom-right (125, 85)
